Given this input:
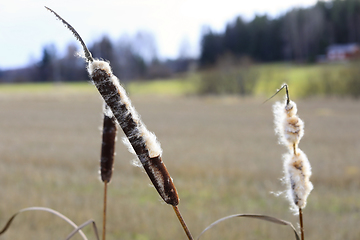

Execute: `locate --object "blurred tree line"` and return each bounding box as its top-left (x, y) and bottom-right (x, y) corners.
top-left (2, 0), bottom-right (360, 84)
top-left (1, 31), bottom-right (196, 83)
top-left (200, 0), bottom-right (360, 66)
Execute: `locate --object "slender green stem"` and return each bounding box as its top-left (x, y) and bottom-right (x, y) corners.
top-left (299, 207), bottom-right (304, 240)
top-left (173, 206), bottom-right (193, 240)
top-left (102, 181), bottom-right (108, 240)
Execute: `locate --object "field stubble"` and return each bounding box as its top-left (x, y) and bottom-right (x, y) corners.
top-left (0, 88), bottom-right (359, 239)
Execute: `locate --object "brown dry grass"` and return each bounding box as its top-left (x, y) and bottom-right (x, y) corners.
top-left (0, 87), bottom-right (359, 240)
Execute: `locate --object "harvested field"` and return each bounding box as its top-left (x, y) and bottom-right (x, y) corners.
top-left (0, 86), bottom-right (359, 239)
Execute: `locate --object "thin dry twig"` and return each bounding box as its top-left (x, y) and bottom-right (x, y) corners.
top-left (299, 208), bottom-right (304, 240)
top-left (263, 83), bottom-right (289, 105)
top-left (197, 213), bottom-right (300, 240)
top-left (65, 219), bottom-right (100, 240)
top-left (173, 206), bottom-right (194, 240)
top-left (0, 207), bottom-right (90, 240)
top-left (102, 181), bottom-right (108, 240)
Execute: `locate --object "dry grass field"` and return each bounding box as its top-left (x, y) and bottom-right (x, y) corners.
top-left (0, 84), bottom-right (359, 240)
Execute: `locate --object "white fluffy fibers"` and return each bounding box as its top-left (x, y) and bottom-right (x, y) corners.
top-left (273, 100), bottom-right (304, 149)
top-left (88, 59), bottom-right (163, 159)
top-left (283, 149), bottom-right (313, 211)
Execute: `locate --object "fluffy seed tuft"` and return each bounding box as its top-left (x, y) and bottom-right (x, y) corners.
top-left (283, 149), bottom-right (313, 211)
top-left (273, 99), bottom-right (304, 150)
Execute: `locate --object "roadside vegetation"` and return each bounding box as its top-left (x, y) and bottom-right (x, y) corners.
top-left (198, 58), bottom-right (360, 98)
top-left (2, 60), bottom-right (359, 99)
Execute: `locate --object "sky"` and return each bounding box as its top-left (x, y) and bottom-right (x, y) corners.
top-left (0, 0), bottom-right (319, 69)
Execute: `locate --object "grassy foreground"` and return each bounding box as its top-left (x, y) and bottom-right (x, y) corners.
top-left (0, 83), bottom-right (359, 240)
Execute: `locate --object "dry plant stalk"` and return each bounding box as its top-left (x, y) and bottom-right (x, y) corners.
top-left (0, 207), bottom-right (100, 240)
top-left (272, 84), bottom-right (313, 240)
top-left (46, 7), bottom-right (193, 240)
top-left (100, 104), bottom-right (118, 240)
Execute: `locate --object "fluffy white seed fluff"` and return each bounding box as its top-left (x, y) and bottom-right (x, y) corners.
top-left (283, 149), bottom-right (313, 212)
top-left (88, 59), bottom-right (112, 76)
top-left (122, 137), bottom-right (143, 167)
top-left (138, 124), bottom-right (163, 158)
top-left (103, 103), bottom-right (114, 118)
top-left (122, 137), bottom-right (136, 155)
top-left (273, 100), bottom-right (304, 149)
top-left (89, 59), bottom-right (163, 159)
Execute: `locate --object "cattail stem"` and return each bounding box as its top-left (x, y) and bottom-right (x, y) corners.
top-left (293, 143), bottom-right (297, 155)
top-left (102, 181), bottom-right (108, 240)
top-left (299, 207), bottom-right (304, 240)
top-left (172, 206), bottom-right (193, 240)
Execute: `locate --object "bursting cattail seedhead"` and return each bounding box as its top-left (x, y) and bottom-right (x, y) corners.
top-left (283, 149), bottom-right (313, 211)
top-left (88, 59), bottom-right (179, 206)
top-left (273, 100), bottom-right (304, 149)
top-left (87, 60), bottom-right (163, 159)
top-left (46, 7), bottom-right (179, 206)
top-left (270, 84), bottom-right (313, 214)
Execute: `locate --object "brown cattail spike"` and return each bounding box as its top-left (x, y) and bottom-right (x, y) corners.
top-left (100, 105), bottom-right (118, 183)
top-left (143, 156), bottom-right (179, 206)
top-left (46, 6), bottom-right (179, 206)
top-left (89, 61), bottom-right (179, 206)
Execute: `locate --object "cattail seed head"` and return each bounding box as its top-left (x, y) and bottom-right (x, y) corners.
top-left (88, 59), bottom-right (179, 205)
top-left (270, 84), bottom-right (313, 213)
top-left (285, 100), bottom-right (297, 116)
top-left (100, 104), bottom-right (118, 183)
top-left (143, 156), bottom-right (179, 206)
top-left (273, 100), bottom-right (304, 149)
top-left (100, 113), bottom-right (118, 183)
top-left (46, 8), bottom-right (179, 206)
top-left (283, 149), bottom-right (313, 211)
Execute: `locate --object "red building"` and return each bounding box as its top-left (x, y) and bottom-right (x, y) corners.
top-left (327, 43), bottom-right (360, 61)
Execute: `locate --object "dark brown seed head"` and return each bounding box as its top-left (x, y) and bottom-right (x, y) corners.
top-left (100, 112), bottom-right (118, 183)
top-left (90, 63), bottom-right (179, 205)
top-left (47, 8), bottom-right (179, 205)
top-left (143, 156), bottom-right (179, 206)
